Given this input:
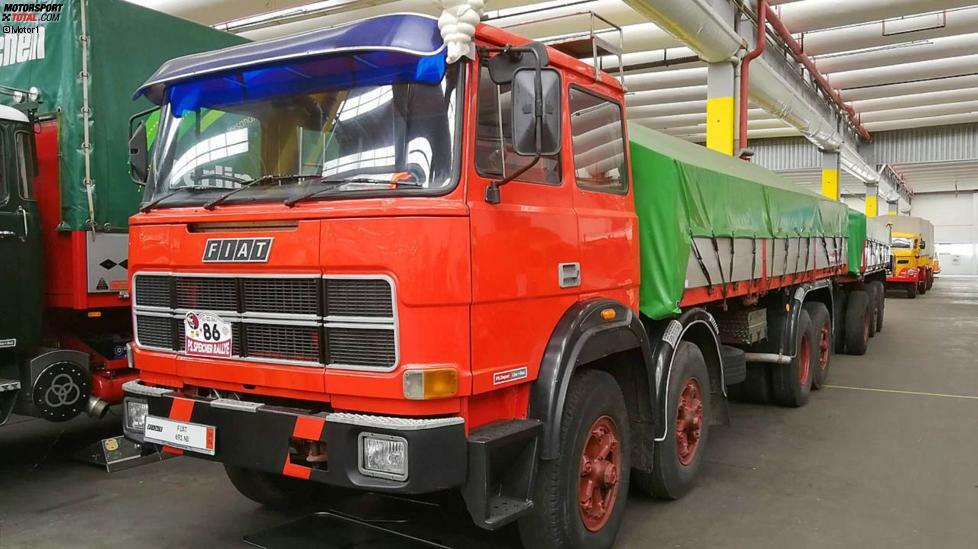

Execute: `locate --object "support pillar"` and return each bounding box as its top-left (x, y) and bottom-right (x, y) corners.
top-left (886, 199), bottom-right (898, 216)
top-left (865, 183), bottom-right (879, 217)
top-left (820, 150), bottom-right (840, 200)
top-left (706, 62), bottom-right (736, 156)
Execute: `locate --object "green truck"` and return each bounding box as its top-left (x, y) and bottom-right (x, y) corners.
top-left (0, 0), bottom-right (244, 425)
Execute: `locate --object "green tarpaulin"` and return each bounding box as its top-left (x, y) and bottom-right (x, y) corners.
top-left (0, 0), bottom-right (245, 231)
top-left (630, 125), bottom-right (848, 320)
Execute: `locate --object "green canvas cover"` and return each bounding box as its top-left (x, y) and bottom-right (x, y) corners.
top-left (629, 125), bottom-right (848, 320)
top-left (0, 0), bottom-right (245, 231)
top-left (846, 208), bottom-right (866, 276)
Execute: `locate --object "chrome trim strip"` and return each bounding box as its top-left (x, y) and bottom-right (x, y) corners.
top-left (327, 412), bottom-right (463, 431)
top-left (210, 398), bottom-right (264, 412)
top-left (123, 379), bottom-right (173, 397)
top-left (324, 315), bottom-right (396, 324)
top-left (324, 322), bottom-right (396, 330)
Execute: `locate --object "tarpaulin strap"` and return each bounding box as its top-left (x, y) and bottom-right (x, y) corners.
top-left (689, 234), bottom-right (714, 293)
top-left (710, 233), bottom-right (728, 307)
top-left (820, 235), bottom-right (831, 267)
top-left (728, 236), bottom-right (736, 289)
top-left (782, 238), bottom-right (790, 281)
top-left (792, 235), bottom-right (804, 279)
top-left (750, 236), bottom-right (758, 299)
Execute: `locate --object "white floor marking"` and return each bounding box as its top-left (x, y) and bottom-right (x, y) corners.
top-left (824, 384), bottom-right (978, 401)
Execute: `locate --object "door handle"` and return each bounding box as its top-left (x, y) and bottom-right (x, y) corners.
top-left (558, 262), bottom-right (581, 288)
top-left (16, 206), bottom-right (28, 237)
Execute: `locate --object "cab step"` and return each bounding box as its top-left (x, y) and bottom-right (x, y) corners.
top-left (1, 378), bottom-right (21, 426)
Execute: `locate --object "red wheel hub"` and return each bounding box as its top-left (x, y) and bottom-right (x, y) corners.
top-left (817, 323), bottom-right (830, 373)
top-left (578, 416), bottom-right (621, 532)
top-left (798, 331), bottom-right (811, 386)
top-left (675, 378), bottom-right (704, 466)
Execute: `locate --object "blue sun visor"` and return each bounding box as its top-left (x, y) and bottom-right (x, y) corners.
top-left (134, 14), bottom-right (448, 116)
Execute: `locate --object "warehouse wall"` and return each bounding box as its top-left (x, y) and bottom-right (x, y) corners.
top-left (912, 193), bottom-right (978, 275)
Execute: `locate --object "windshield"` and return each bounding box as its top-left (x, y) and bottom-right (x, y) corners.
top-left (891, 237), bottom-right (913, 249)
top-left (145, 63), bottom-right (462, 208)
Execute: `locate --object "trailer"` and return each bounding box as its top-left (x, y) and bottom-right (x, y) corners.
top-left (119, 15), bottom-right (884, 548)
top-left (0, 0), bottom-right (244, 425)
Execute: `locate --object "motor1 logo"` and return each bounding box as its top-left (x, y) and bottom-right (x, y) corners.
top-left (184, 312), bottom-right (232, 358)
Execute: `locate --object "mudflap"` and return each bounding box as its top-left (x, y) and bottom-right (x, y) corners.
top-left (73, 434), bottom-right (171, 472)
top-left (244, 491), bottom-right (521, 549)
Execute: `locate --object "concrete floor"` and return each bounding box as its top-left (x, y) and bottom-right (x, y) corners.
top-left (2, 276), bottom-right (977, 548)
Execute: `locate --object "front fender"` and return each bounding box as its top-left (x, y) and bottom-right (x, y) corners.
top-left (529, 298), bottom-right (655, 460)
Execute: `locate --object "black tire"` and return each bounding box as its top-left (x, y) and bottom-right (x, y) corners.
top-left (771, 310), bottom-right (815, 407)
top-left (224, 465), bottom-right (317, 509)
top-left (633, 342), bottom-right (710, 500)
top-left (804, 302), bottom-right (831, 390)
top-left (833, 289), bottom-right (847, 354)
top-left (864, 284), bottom-right (878, 338)
top-left (869, 281), bottom-right (885, 333)
top-left (906, 282), bottom-right (917, 299)
top-left (844, 290), bottom-right (871, 355)
top-left (727, 363), bottom-right (771, 404)
top-left (519, 369), bottom-right (630, 549)
top-left (918, 278), bottom-right (927, 295)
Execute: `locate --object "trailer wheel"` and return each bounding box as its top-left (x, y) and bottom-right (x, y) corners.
top-left (869, 281), bottom-right (885, 333)
top-left (519, 369), bottom-right (630, 549)
top-left (633, 342), bottom-right (710, 500)
top-left (771, 310), bottom-right (815, 407)
top-left (906, 282), bottom-right (917, 299)
top-left (804, 303), bottom-right (831, 390)
top-left (864, 284), bottom-right (879, 338)
top-left (833, 289), bottom-right (847, 354)
top-left (844, 290), bottom-right (871, 355)
top-left (224, 465), bottom-right (317, 509)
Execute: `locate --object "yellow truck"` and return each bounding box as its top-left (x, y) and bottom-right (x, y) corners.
top-left (880, 215), bottom-right (936, 298)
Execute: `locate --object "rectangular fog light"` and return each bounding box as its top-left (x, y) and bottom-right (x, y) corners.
top-left (358, 432), bottom-right (408, 481)
top-left (125, 399), bottom-right (149, 432)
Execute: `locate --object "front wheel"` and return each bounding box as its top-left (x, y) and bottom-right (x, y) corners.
top-left (224, 465), bottom-right (317, 509)
top-left (634, 342), bottom-right (710, 500)
top-left (907, 283), bottom-right (917, 299)
top-left (519, 369), bottom-right (630, 549)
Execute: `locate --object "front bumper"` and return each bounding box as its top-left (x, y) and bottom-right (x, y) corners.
top-left (122, 380), bottom-right (466, 494)
top-left (886, 273), bottom-right (917, 284)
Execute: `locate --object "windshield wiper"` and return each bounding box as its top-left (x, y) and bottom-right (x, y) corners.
top-left (202, 174), bottom-right (313, 210)
top-left (139, 185), bottom-right (213, 213)
top-left (283, 177), bottom-right (423, 208)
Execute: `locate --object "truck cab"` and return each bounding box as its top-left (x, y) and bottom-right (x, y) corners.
top-left (0, 105), bottom-right (44, 423)
top-left (888, 230), bottom-right (924, 298)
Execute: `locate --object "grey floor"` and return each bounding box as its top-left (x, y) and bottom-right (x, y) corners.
top-left (2, 277), bottom-right (977, 548)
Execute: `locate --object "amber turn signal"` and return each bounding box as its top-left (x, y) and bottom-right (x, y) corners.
top-left (403, 368), bottom-right (458, 400)
top-left (600, 308), bottom-right (617, 321)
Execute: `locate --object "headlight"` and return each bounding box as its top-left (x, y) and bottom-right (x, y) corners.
top-left (358, 432), bottom-right (408, 481)
top-left (125, 399), bottom-right (149, 432)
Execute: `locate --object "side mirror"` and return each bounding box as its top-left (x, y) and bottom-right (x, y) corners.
top-left (510, 67), bottom-right (561, 157)
top-left (920, 240), bottom-right (926, 250)
top-left (129, 121), bottom-right (148, 186)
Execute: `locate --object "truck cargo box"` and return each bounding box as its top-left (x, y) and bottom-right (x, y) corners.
top-left (0, 0), bottom-right (245, 308)
top-left (629, 125), bottom-right (848, 320)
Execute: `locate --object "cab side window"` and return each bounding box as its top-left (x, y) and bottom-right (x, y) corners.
top-left (475, 66), bottom-right (561, 184)
top-left (568, 87), bottom-right (627, 193)
top-left (15, 131), bottom-right (34, 200)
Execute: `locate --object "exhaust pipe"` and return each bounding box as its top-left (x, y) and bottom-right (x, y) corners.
top-left (86, 395), bottom-right (110, 419)
top-left (743, 352), bottom-right (792, 365)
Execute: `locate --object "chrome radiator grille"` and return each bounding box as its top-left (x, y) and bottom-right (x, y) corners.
top-left (133, 274), bottom-right (397, 370)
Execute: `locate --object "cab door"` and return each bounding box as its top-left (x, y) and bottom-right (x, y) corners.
top-left (467, 61), bottom-right (580, 396)
top-left (566, 84), bottom-right (639, 308)
top-left (0, 122), bottom-right (44, 372)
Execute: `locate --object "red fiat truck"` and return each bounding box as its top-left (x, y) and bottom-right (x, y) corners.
top-left (121, 15), bottom-right (877, 548)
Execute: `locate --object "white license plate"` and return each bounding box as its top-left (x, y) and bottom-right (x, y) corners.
top-left (144, 415), bottom-right (216, 455)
